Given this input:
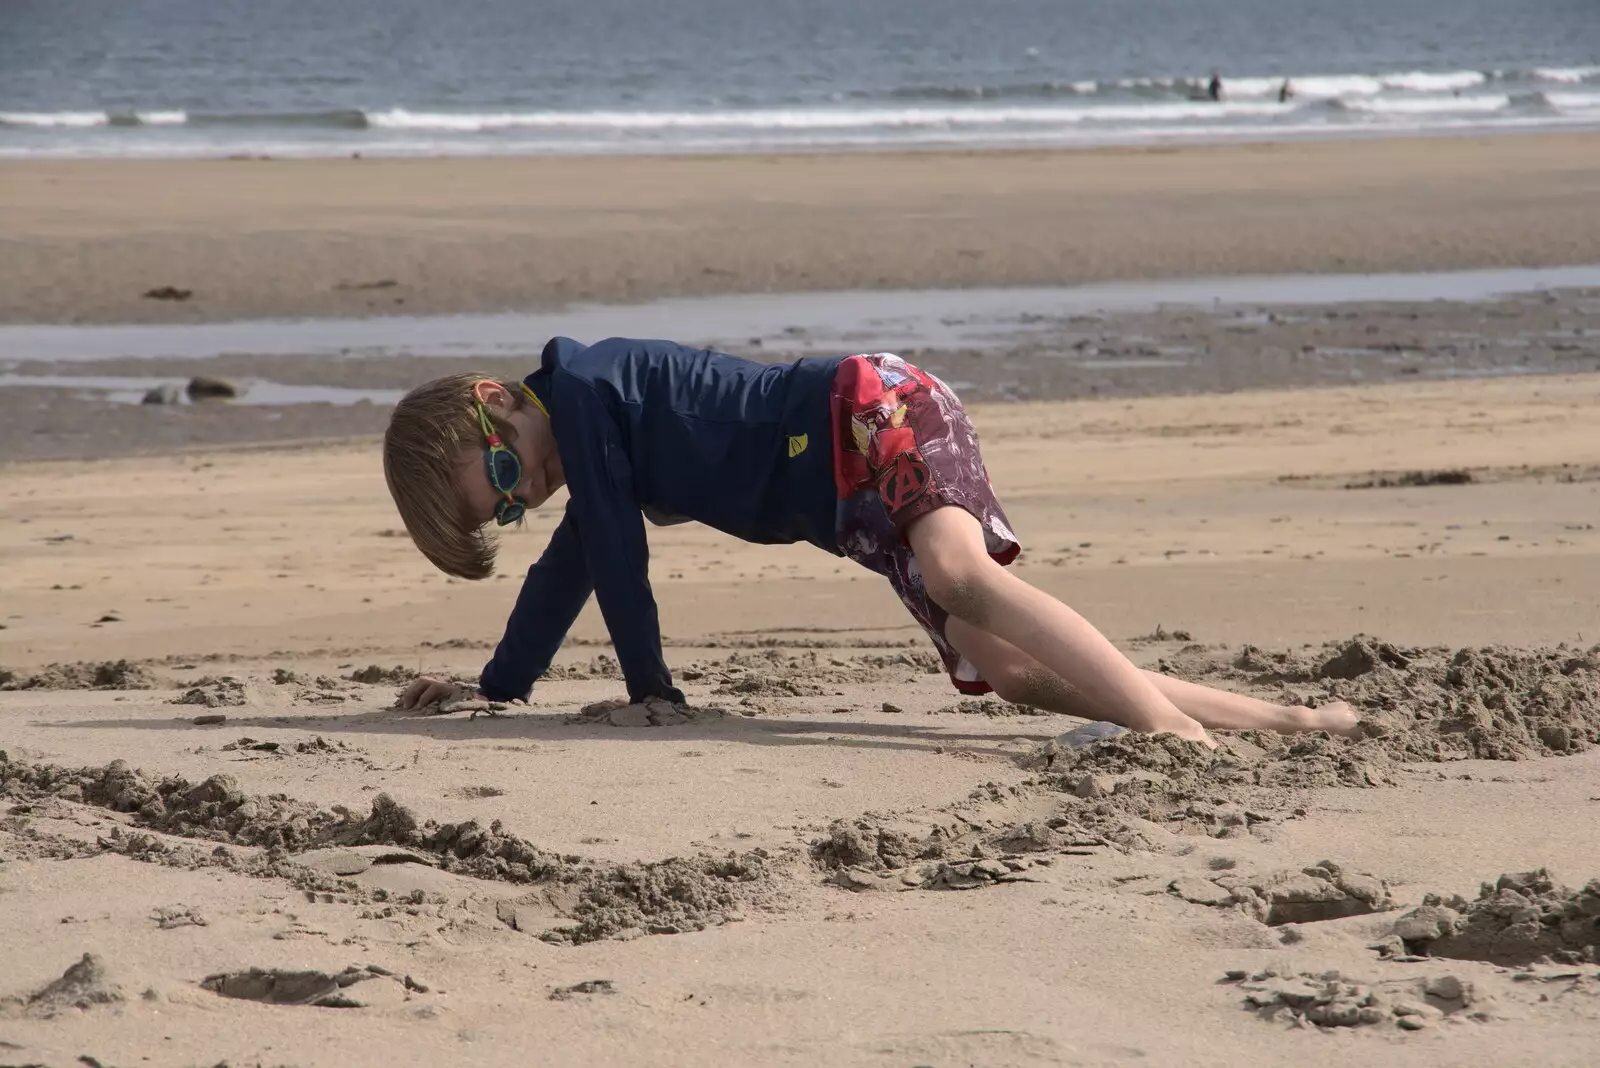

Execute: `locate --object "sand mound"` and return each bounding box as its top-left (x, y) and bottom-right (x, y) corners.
top-left (810, 816), bottom-right (1075, 891)
top-left (345, 664), bottom-right (417, 685)
top-left (1392, 869), bottom-right (1600, 966)
top-left (548, 852), bottom-right (770, 944)
top-left (1, 752), bottom-right (775, 943)
top-left (1004, 638), bottom-right (1600, 848)
top-left (1224, 860), bottom-right (1393, 925)
top-left (812, 819), bottom-right (928, 872)
top-left (801, 643), bottom-right (1600, 903)
top-left (1227, 967), bottom-right (1481, 1031)
top-left (572, 697), bottom-right (728, 727)
top-left (169, 675), bottom-right (247, 707)
top-left (2, 954), bottom-right (124, 1019)
top-left (0, 659), bottom-right (156, 691)
top-left (1026, 731), bottom-right (1384, 848)
top-left (1160, 637), bottom-right (1600, 761)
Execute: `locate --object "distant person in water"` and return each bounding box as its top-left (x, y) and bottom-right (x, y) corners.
top-left (1278, 79), bottom-right (1294, 103)
top-left (1207, 71), bottom-right (1223, 101)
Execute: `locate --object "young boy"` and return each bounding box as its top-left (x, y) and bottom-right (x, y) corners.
top-left (387, 337), bottom-right (1359, 746)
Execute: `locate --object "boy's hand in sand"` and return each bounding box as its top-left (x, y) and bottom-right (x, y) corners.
top-left (396, 676), bottom-right (476, 710)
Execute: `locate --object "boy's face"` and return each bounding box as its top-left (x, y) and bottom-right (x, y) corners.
top-left (454, 383), bottom-right (563, 527)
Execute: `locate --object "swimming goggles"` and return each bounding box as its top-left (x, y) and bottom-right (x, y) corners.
top-left (474, 388), bottom-right (527, 527)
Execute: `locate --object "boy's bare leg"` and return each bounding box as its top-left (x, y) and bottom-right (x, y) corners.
top-left (943, 616), bottom-right (1361, 738)
top-left (905, 506), bottom-right (1214, 745)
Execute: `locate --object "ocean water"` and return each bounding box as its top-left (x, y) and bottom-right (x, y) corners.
top-left (1, 0), bottom-right (1597, 158)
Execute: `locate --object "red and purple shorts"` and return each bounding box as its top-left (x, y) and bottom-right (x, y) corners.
top-left (829, 353), bottom-right (1020, 694)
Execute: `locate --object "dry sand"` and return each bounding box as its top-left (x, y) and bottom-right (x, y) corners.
top-left (5, 371), bottom-right (1600, 1066)
top-left (5, 133), bottom-right (1600, 323)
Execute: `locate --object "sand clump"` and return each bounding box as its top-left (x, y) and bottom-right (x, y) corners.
top-left (170, 675), bottom-right (248, 707)
top-left (2, 954), bottom-right (124, 1019)
top-left (1389, 869), bottom-right (1600, 966)
top-left (543, 654), bottom-right (624, 681)
top-left (547, 852), bottom-right (769, 944)
top-left (810, 815), bottom-right (1080, 892)
top-left (345, 664), bottom-right (417, 685)
top-left (572, 696), bottom-right (729, 727)
top-left (1223, 860), bottom-right (1393, 925)
top-left (0, 659), bottom-right (156, 691)
top-left (1227, 966), bottom-right (1483, 1031)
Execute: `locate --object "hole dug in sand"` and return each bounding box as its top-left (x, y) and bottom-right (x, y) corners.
top-left (201, 964), bottom-right (426, 1009)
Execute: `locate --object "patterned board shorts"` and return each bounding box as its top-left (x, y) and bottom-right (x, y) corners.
top-left (830, 353), bottom-right (1021, 694)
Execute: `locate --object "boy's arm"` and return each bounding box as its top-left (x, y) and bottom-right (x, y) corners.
top-left (477, 506), bottom-right (594, 701)
top-left (559, 378), bottom-right (684, 703)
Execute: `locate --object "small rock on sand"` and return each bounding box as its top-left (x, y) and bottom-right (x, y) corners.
top-left (141, 385), bottom-right (183, 405)
top-left (549, 979), bottom-right (615, 1000)
top-left (142, 285), bottom-right (193, 301)
top-left (186, 375), bottom-right (239, 401)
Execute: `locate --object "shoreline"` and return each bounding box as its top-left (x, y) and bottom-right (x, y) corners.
top-left (3, 278), bottom-right (1600, 460)
top-left (5, 132), bottom-right (1600, 324)
top-left (7, 118), bottom-right (1598, 164)
top-left (4, 282), bottom-right (1599, 462)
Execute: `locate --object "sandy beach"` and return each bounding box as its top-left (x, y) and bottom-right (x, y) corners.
top-left (5, 134), bottom-right (1600, 324)
top-left (6, 368), bottom-right (1600, 1066)
top-left (4, 135), bottom-right (1600, 1067)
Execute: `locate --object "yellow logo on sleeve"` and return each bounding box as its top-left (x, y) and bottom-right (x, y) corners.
top-left (787, 433), bottom-right (809, 458)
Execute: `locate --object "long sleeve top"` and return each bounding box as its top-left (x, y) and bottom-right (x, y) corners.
top-left (477, 336), bottom-right (843, 702)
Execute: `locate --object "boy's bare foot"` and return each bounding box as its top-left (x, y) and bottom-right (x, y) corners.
top-left (1158, 719), bottom-right (1218, 750)
top-left (1298, 699), bottom-right (1362, 740)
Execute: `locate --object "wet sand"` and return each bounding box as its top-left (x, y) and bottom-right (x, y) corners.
top-left (5, 133), bottom-right (1600, 324)
top-left (4, 284), bottom-right (1599, 461)
top-left (6, 371), bottom-right (1600, 1066)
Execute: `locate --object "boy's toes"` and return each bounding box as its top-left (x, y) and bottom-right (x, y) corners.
top-left (1317, 700), bottom-right (1363, 740)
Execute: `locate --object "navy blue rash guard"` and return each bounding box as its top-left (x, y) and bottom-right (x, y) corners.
top-left (477, 337), bottom-right (844, 703)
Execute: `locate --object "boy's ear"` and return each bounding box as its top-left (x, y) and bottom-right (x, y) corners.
top-left (472, 380), bottom-right (516, 412)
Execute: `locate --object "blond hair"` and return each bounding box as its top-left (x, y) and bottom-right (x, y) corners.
top-left (383, 373), bottom-right (522, 579)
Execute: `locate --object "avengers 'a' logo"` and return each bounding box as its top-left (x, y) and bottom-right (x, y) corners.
top-left (878, 453), bottom-right (930, 512)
